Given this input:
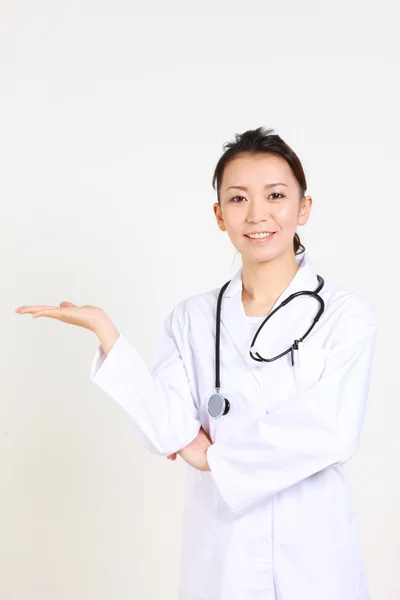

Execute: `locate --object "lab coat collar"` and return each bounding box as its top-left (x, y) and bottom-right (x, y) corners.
top-left (220, 250), bottom-right (321, 386)
top-left (222, 250), bottom-right (319, 302)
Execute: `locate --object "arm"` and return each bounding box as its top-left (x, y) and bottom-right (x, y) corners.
top-left (206, 297), bottom-right (378, 515)
top-left (90, 303), bottom-right (201, 456)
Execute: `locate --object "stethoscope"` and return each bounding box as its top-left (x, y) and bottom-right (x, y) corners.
top-left (207, 275), bottom-right (325, 419)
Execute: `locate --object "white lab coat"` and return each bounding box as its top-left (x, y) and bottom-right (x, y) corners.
top-left (90, 250), bottom-right (378, 600)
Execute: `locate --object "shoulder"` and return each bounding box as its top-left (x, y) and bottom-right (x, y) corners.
top-left (165, 285), bottom-right (221, 338)
top-left (324, 281), bottom-right (378, 325)
top-left (320, 281), bottom-right (378, 349)
top-left (173, 285), bottom-right (220, 316)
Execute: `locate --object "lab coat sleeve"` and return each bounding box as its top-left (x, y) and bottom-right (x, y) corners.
top-left (206, 296), bottom-right (378, 515)
top-left (90, 302), bottom-right (201, 456)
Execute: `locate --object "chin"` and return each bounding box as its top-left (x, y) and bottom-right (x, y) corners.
top-left (239, 243), bottom-right (294, 265)
top-left (240, 250), bottom-right (278, 264)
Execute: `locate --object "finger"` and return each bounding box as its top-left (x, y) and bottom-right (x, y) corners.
top-left (60, 302), bottom-right (78, 308)
top-left (16, 305), bottom-right (58, 314)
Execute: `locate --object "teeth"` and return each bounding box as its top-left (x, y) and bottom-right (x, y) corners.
top-left (247, 232), bottom-right (273, 239)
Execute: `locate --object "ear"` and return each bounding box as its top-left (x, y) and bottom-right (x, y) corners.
top-left (297, 195), bottom-right (312, 226)
top-left (213, 202), bottom-right (227, 232)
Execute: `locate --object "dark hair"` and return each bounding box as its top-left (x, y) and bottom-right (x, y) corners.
top-left (212, 126), bottom-right (306, 254)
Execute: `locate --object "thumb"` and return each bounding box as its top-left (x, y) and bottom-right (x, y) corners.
top-left (60, 301), bottom-right (78, 308)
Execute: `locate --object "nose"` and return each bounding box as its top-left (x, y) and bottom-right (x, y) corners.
top-left (246, 198), bottom-right (271, 224)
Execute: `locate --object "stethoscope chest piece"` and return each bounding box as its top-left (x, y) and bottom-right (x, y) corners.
top-left (207, 392), bottom-right (230, 419)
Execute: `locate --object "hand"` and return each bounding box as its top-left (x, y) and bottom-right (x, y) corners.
top-left (167, 427), bottom-right (212, 472)
top-left (15, 301), bottom-right (111, 336)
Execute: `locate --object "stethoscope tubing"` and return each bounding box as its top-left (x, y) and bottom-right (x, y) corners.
top-left (210, 275), bottom-right (325, 418)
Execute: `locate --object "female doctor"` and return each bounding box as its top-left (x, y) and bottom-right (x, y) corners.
top-left (16, 127), bottom-right (378, 600)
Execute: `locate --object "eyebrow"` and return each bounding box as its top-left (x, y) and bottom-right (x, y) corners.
top-left (225, 182), bottom-right (289, 191)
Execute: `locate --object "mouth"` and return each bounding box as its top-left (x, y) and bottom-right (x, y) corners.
top-left (244, 231), bottom-right (277, 243)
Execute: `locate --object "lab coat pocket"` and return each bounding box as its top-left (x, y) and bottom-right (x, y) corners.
top-left (292, 346), bottom-right (329, 393)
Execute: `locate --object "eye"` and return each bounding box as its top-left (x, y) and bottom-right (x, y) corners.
top-left (230, 195), bottom-right (246, 203)
top-left (269, 192), bottom-right (285, 200)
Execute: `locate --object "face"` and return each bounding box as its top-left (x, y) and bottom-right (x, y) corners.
top-left (213, 153), bottom-right (312, 264)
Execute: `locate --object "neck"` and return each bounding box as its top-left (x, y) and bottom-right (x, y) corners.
top-left (241, 250), bottom-right (300, 307)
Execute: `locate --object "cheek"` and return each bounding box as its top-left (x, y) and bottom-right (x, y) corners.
top-left (274, 204), bottom-right (299, 228)
top-left (223, 211), bottom-right (242, 234)
top-left (224, 217), bottom-right (247, 249)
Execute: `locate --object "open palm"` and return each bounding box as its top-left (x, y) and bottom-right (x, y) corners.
top-left (15, 301), bottom-right (108, 333)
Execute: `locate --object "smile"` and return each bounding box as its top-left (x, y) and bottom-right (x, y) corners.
top-left (244, 232), bottom-right (276, 243)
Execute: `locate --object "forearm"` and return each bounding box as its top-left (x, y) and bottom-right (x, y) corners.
top-left (207, 327), bottom-right (377, 515)
top-left (90, 307), bottom-right (202, 456)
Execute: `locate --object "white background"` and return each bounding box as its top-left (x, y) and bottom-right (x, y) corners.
top-left (2, 1), bottom-right (397, 598)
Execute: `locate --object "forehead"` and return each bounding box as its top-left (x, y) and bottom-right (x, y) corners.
top-left (221, 153), bottom-right (297, 189)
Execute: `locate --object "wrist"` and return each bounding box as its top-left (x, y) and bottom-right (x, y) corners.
top-left (204, 446), bottom-right (212, 471)
top-left (94, 318), bottom-right (120, 355)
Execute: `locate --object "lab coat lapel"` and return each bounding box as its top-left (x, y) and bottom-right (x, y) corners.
top-left (220, 268), bottom-right (258, 381)
top-left (220, 251), bottom-right (321, 381)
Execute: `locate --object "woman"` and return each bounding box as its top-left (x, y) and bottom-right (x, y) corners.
top-left (16, 127), bottom-right (378, 600)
